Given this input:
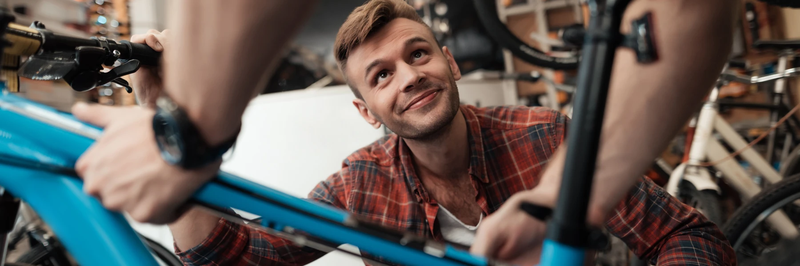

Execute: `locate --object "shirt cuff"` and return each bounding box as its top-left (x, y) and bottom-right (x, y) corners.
top-left (174, 217), bottom-right (248, 265)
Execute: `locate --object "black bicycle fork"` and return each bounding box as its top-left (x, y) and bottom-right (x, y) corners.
top-left (545, 0), bottom-right (658, 249)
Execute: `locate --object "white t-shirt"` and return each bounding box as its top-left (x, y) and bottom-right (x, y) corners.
top-left (437, 205), bottom-right (483, 246)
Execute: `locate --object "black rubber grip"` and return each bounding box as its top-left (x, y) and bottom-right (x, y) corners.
top-left (120, 40), bottom-right (160, 66)
top-left (560, 25), bottom-right (586, 47)
top-left (519, 202), bottom-right (553, 221)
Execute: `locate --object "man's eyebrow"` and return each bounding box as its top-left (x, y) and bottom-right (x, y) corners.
top-left (404, 36), bottom-right (429, 47)
top-left (363, 36), bottom-right (432, 82)
top-left (364, 59), bottom-right (385, 82)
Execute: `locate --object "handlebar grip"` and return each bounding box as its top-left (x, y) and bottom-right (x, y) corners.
top-left (728, 59), bottom-right (747, 69)
top-left (119, 40), bottom-right (160, 66)
top-left (559, 24), bottom-right (585, 48)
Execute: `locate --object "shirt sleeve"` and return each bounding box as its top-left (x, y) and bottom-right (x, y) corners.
top-left (175, 170), bottom-right (350, 266)
top-left (605, 177), bottom-right (736, 266)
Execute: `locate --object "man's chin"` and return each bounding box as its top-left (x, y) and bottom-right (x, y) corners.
top-left (395, 114), bottom-right (458, 140)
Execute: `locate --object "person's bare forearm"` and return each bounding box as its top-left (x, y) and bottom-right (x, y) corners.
top-left (534, 0), bottom-right (737, 225)
top-left (164, 0), bottom-right (316, 145)
top-left (164, 0), bottom-right (316, 248)
top-left (169, 208), bottom-right (221, 252)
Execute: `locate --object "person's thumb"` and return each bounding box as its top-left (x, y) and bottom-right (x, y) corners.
top-left (72, 102), bottom-right (124, 127)
top-left (470, 227), bottom-right (504, 259)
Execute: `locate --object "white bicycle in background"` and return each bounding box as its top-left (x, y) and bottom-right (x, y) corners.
top-left (667, 40), bottom-right (800, 238)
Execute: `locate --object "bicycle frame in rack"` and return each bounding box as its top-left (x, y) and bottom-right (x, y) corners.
top-left (666, 58), bottom-right (800, 239)
top-left (0, 0), bottom-right (638, 264)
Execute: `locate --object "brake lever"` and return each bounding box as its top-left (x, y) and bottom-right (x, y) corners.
top-left (67, 46), bottom-right (141, 92)
top-left (112, 78), bottom-right (133, 93)
top-left (97, 59), bottom-right (140, 92)
top-left (99, 59), bottom-right (140, 82)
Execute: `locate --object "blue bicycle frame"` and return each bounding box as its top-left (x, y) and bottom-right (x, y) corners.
top-left (0, 0), bottom-right (638, 265)
top-left (0, 88), bottom-right (498, 266)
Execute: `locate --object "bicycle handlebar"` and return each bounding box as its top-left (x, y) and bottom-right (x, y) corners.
top-left (720, 67), bottom-right (800, 84)
top-left (4, 22), bottom-right (160, 66)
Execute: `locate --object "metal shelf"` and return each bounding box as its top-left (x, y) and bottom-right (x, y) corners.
top-left (14, 16), bottom-right (92, 38)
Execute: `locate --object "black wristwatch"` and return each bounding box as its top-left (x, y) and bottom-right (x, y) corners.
top-left (152, 96), bottom-right (237, 169)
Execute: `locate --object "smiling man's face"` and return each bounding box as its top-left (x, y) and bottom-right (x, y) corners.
top-left (346, 18), bottom-right (462, 140)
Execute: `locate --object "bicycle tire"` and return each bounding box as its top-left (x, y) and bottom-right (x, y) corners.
top-left (679, 180), bottom-right (724, 225)
top-left (722, 174), bottom-right (800, 250)
top-left (472, 0), bottom-right (580, 70)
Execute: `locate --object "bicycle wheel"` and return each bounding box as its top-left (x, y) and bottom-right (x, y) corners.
top-left (471, 0), bottom-right (580, 70)
top-left (722, 174), bottom-right (800, 264)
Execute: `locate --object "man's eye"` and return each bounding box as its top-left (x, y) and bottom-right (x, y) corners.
top-left (376, 71), bottom-right (389, 83)
top-left (412, 50), bottom-right (426, 60)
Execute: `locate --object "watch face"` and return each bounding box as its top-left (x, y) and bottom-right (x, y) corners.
top-left (154, 113), bottom-right (184, 164)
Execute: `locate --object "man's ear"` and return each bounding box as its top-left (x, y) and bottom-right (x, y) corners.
top-left (353, 99), bottom-right (383, 129)
top-left (442, 46), bottom-right (461, 81)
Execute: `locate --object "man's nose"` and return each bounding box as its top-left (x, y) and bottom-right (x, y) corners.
top-left (398, 64), bottom-right (425, 93)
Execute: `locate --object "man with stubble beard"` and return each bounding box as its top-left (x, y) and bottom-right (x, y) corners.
top-left (140, 1), bottom-right (734, 265)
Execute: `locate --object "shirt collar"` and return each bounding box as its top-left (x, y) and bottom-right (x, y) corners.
top-left (398, 106), bottom-right (490, 199)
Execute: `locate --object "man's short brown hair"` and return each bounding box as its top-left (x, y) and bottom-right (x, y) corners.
top-left (334, 0), bottom-right (429, 99)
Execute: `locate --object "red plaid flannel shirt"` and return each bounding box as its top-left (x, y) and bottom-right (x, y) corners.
top-left (176, 105), bottom-right (735, 265)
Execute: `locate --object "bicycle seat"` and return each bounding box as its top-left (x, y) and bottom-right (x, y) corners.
top-left (754, 40), bottom-right (800, 51)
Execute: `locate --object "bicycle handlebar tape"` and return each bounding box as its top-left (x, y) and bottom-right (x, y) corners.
top-left (519, 202), bottom-right (609, 250)
top-left (120, 40), bottom-right (161, 66)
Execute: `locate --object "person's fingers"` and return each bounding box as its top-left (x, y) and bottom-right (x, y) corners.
top-left (130, 34), bottom-right (146, 44)
top-left (495, 236), bottom-right (521, 260)
top-left (72, 103), bottom-right (128, 127)
top-left (75, 146), bottom-right (93, 177)
top-left (144, 33), bottom-right (163, 51)
top-left (470, 227), bottom-right (505, 258)
top-left (152, 31), bottom-right (168, 48)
